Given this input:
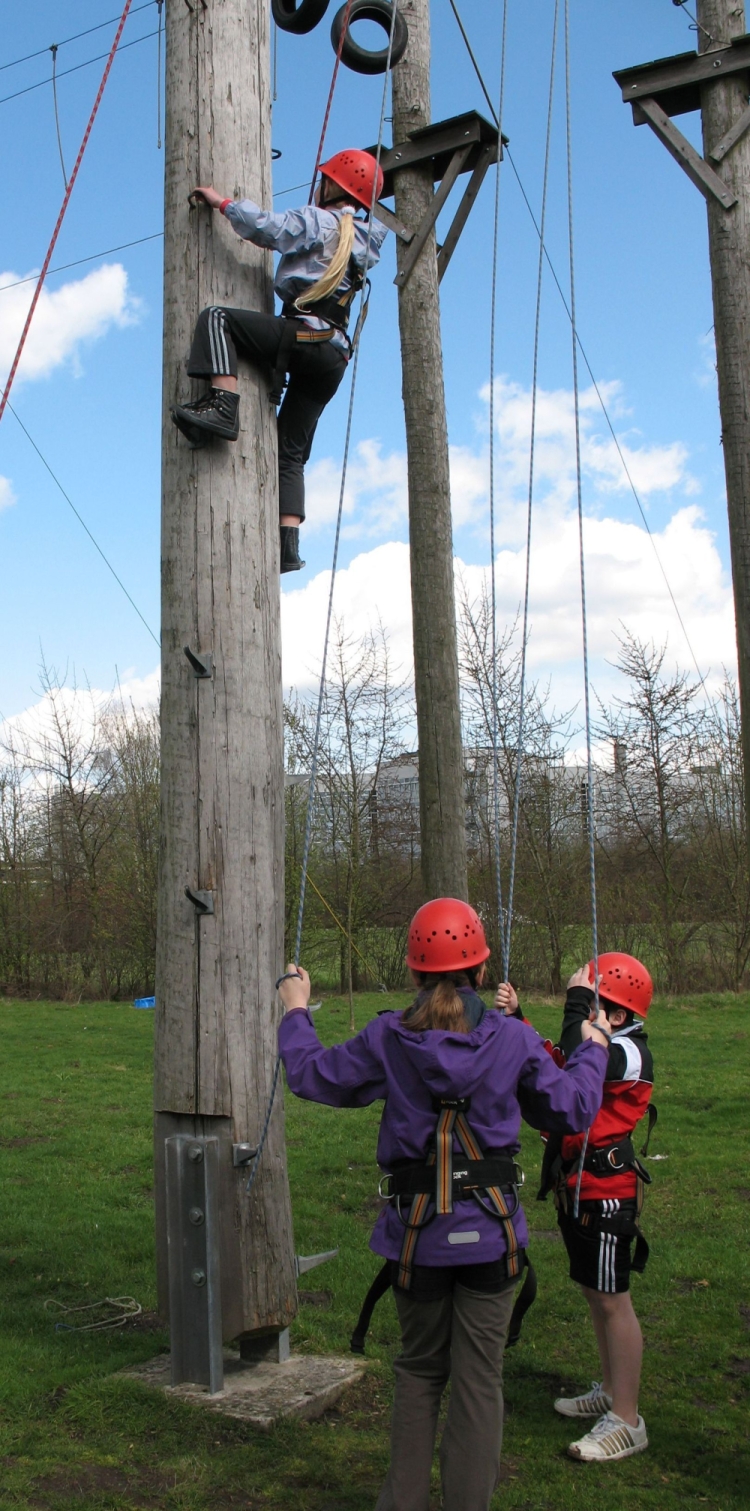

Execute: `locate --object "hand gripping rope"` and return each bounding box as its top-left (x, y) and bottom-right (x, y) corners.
top-left (245, 0), bottom-right (402, 1200)
top-left (0, 0), bottom-right (135, 427)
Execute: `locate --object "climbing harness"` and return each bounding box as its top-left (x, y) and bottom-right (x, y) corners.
top-left (247, 0), bottom-right (401, 1200)
top-left (387, 1097), bottom-right (523, 1292)
top-left (0, 0), bottom-right (135, 427)
top-left (349, 1083), bottom-right (524, 1353)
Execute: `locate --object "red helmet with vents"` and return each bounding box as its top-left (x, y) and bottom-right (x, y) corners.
top-left (406, 898), bottom-right (490, 974)
top-left (319, 148), bottom-right (384, 211)
top-left (588, 952), bottom-right (653, 1019)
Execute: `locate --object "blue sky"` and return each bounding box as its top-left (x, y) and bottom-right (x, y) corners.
top-left (0, 1), bottom-right (735, 729)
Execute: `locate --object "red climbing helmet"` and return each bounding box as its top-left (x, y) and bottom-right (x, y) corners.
top-left (588, 952), bottom-right (653, 1019)
top-left (406, 898), bottom-right (490, 974)
top-left (319, 148), bottom-right (384, 211)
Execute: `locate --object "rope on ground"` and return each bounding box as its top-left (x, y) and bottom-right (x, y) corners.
top-left (246, 0), bottom-right (401, 1199)
top-left (44, 1296), bottom-right (142, 1332)
top-left (7, 401), bottom-right (160, 648)
top-left (487, 0), bottom-right (510, 981)
top-left (446, 0), bottom-right (710, 697)
top-left (0, 0), bottom-right (135, 427)
top-left (503, 0), bottom-right (559, 976)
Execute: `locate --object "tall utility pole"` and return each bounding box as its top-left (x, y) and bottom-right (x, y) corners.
top-left (154, 0), bottom-right (296, 1351)
top-left (391, 0), bottom-right (469, 902)
top-left (697, 0), bottom-right (750, 831)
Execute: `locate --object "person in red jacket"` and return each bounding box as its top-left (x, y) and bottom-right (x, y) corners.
top-left (538, 953), bottom-right (654, 1464)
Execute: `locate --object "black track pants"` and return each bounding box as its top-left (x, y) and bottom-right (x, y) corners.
top-left (187, 306), bottom-right (347, 521)
top-left (375, 1280), bottom-right (517, 1511)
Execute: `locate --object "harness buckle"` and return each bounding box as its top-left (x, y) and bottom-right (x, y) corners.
top-left (378, 1173), bottom-right (394, 1199)
top-left (514, 1162), bottom-right (526, 1188)
top-left (607, 1147), bottom-right (626, 1171)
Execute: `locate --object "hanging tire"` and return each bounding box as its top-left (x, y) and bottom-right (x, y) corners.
top-left (330, 0), bottom-right (409, 76)
top-left (272, 0), bottom-right (330, 35)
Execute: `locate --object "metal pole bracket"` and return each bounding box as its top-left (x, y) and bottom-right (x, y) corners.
top-left (184, 645), bottom-right (213, 678)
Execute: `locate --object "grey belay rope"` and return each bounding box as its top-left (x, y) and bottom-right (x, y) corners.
top-left (245, 1), bottom-right (401, 1200)
top-left (563, 0), bottom-right (600, 1219)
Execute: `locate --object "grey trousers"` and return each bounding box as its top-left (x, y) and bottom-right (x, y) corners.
top-left (375, 1281), bottom-right (517, 1511)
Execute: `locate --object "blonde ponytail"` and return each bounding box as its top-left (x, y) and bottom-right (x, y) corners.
top-left (295, 210), bottom-right (356, 312)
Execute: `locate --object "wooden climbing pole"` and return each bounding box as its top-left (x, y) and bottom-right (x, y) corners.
top-left (154, 0), bottom-right (296, 1354)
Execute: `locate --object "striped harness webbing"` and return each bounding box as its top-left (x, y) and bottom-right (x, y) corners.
top-left (396, 1100), bottom-right (522, 1291)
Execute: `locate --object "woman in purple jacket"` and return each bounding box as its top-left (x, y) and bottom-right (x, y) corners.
top-left (277, 898), bottom-right (611, 1511)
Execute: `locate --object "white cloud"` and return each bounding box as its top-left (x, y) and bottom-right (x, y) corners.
top-left (282, 510), bottom-right (735, 712)
top-left (0, 476), bottom-right (16, 513)
top-left (303, 376), bottom-right (697, 549)
top-left (0, 666), bottom-right (160, 758)
top-left (0, 264), bottom-right (140, 386)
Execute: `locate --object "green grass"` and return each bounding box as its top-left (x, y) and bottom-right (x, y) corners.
top-left (0, 991), bottom-right (748, 1510)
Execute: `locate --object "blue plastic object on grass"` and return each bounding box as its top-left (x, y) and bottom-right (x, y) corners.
top-left (133, 996), bottom-right (155, 1009)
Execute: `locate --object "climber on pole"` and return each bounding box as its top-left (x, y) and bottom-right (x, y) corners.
top-left (171, 150), bottom-right (387, 574)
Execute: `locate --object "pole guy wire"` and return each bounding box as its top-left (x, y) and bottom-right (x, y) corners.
top-left (8, 402), bottom-right (160, 648)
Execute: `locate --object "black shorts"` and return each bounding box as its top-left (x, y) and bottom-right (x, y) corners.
top-left (558, 1200), bottom-right (638, 1293)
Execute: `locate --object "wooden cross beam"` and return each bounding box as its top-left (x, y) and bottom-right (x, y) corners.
top-left (613, 37), bottom-right (750, 210)
top-left (367, 110), bottom-right (502, 288)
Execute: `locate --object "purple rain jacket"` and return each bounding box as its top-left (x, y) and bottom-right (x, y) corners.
top-left (279, 1005), bottom-right (608, 1267)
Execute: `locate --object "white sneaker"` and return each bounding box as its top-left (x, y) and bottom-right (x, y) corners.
top-left (567, 1410), bottom-right (648, 1462)
top-left (554, 1381), bottom-right (612, 1419)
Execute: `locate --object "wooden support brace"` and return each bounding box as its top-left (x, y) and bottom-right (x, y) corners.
top-left (371, 201), bottom-right (414, 244)
top-left (634, 95), bottom-right (737, 209)
top-left (710, 99), bottom-right (750, 162)
top-left (394, 143), bottom-right (474, 289)
top-left (437, 142), bottom-right (497, 283)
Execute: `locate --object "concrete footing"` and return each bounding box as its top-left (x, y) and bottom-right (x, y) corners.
top-left (122, 1350), bottom-right (365, 1430)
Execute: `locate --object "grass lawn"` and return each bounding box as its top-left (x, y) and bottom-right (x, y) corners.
top-left (0, 990), bottom-right (748, 1510)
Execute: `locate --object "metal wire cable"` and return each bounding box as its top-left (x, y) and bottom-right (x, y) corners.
top-left (0, 1), bottom-right (155, 74)
top-left (246, 4), bottom-right (400, 1198)
top-left (488, 0), bottom-right (510, 981)
top-left (156, 0), bottom-right (164, 150)
top-left (503, 0), bottom-right (559, 975)
top-left (0, 0), bottom-right (135, 427)
top-left (50, 46), bottom-right (68, 189)
top-left (446, 0), bottom-right (711, 696)
top-left (0, 26), bottom-right (158, 109)
top-left (7, 402), bottom-right (160, 648)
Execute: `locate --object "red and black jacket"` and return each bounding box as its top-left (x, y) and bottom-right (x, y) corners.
top-left (557, 985), bottom-right (654, 1200)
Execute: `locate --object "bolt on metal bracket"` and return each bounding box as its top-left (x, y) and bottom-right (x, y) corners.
top-left (184, 645), bottom-right (213, 678)
top-left (232, 1143), bottom-right (259, 1167)
top-left (185, 887), bottom-right (214, 915)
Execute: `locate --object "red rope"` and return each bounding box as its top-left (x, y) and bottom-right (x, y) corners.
top-left (0, 0), bottom-right (134, 426)
top-left (308, 0), bottom-right (355, 202)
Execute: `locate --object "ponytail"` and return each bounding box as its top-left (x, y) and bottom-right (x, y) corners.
top-left (402, 968), bottom-right (483, 1034)
top-left (295, 209), bottom-right (356, 312)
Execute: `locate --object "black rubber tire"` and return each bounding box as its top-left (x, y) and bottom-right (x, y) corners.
top-left (272, 0), bottom-right (330, 36)
top-left (330, 0), bottom-right (408, 76)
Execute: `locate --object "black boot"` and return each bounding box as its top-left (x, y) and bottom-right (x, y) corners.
top-left (171, 387), bottom-right (240, 443)
top-left (280, 525), bottom-right (305, 574)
